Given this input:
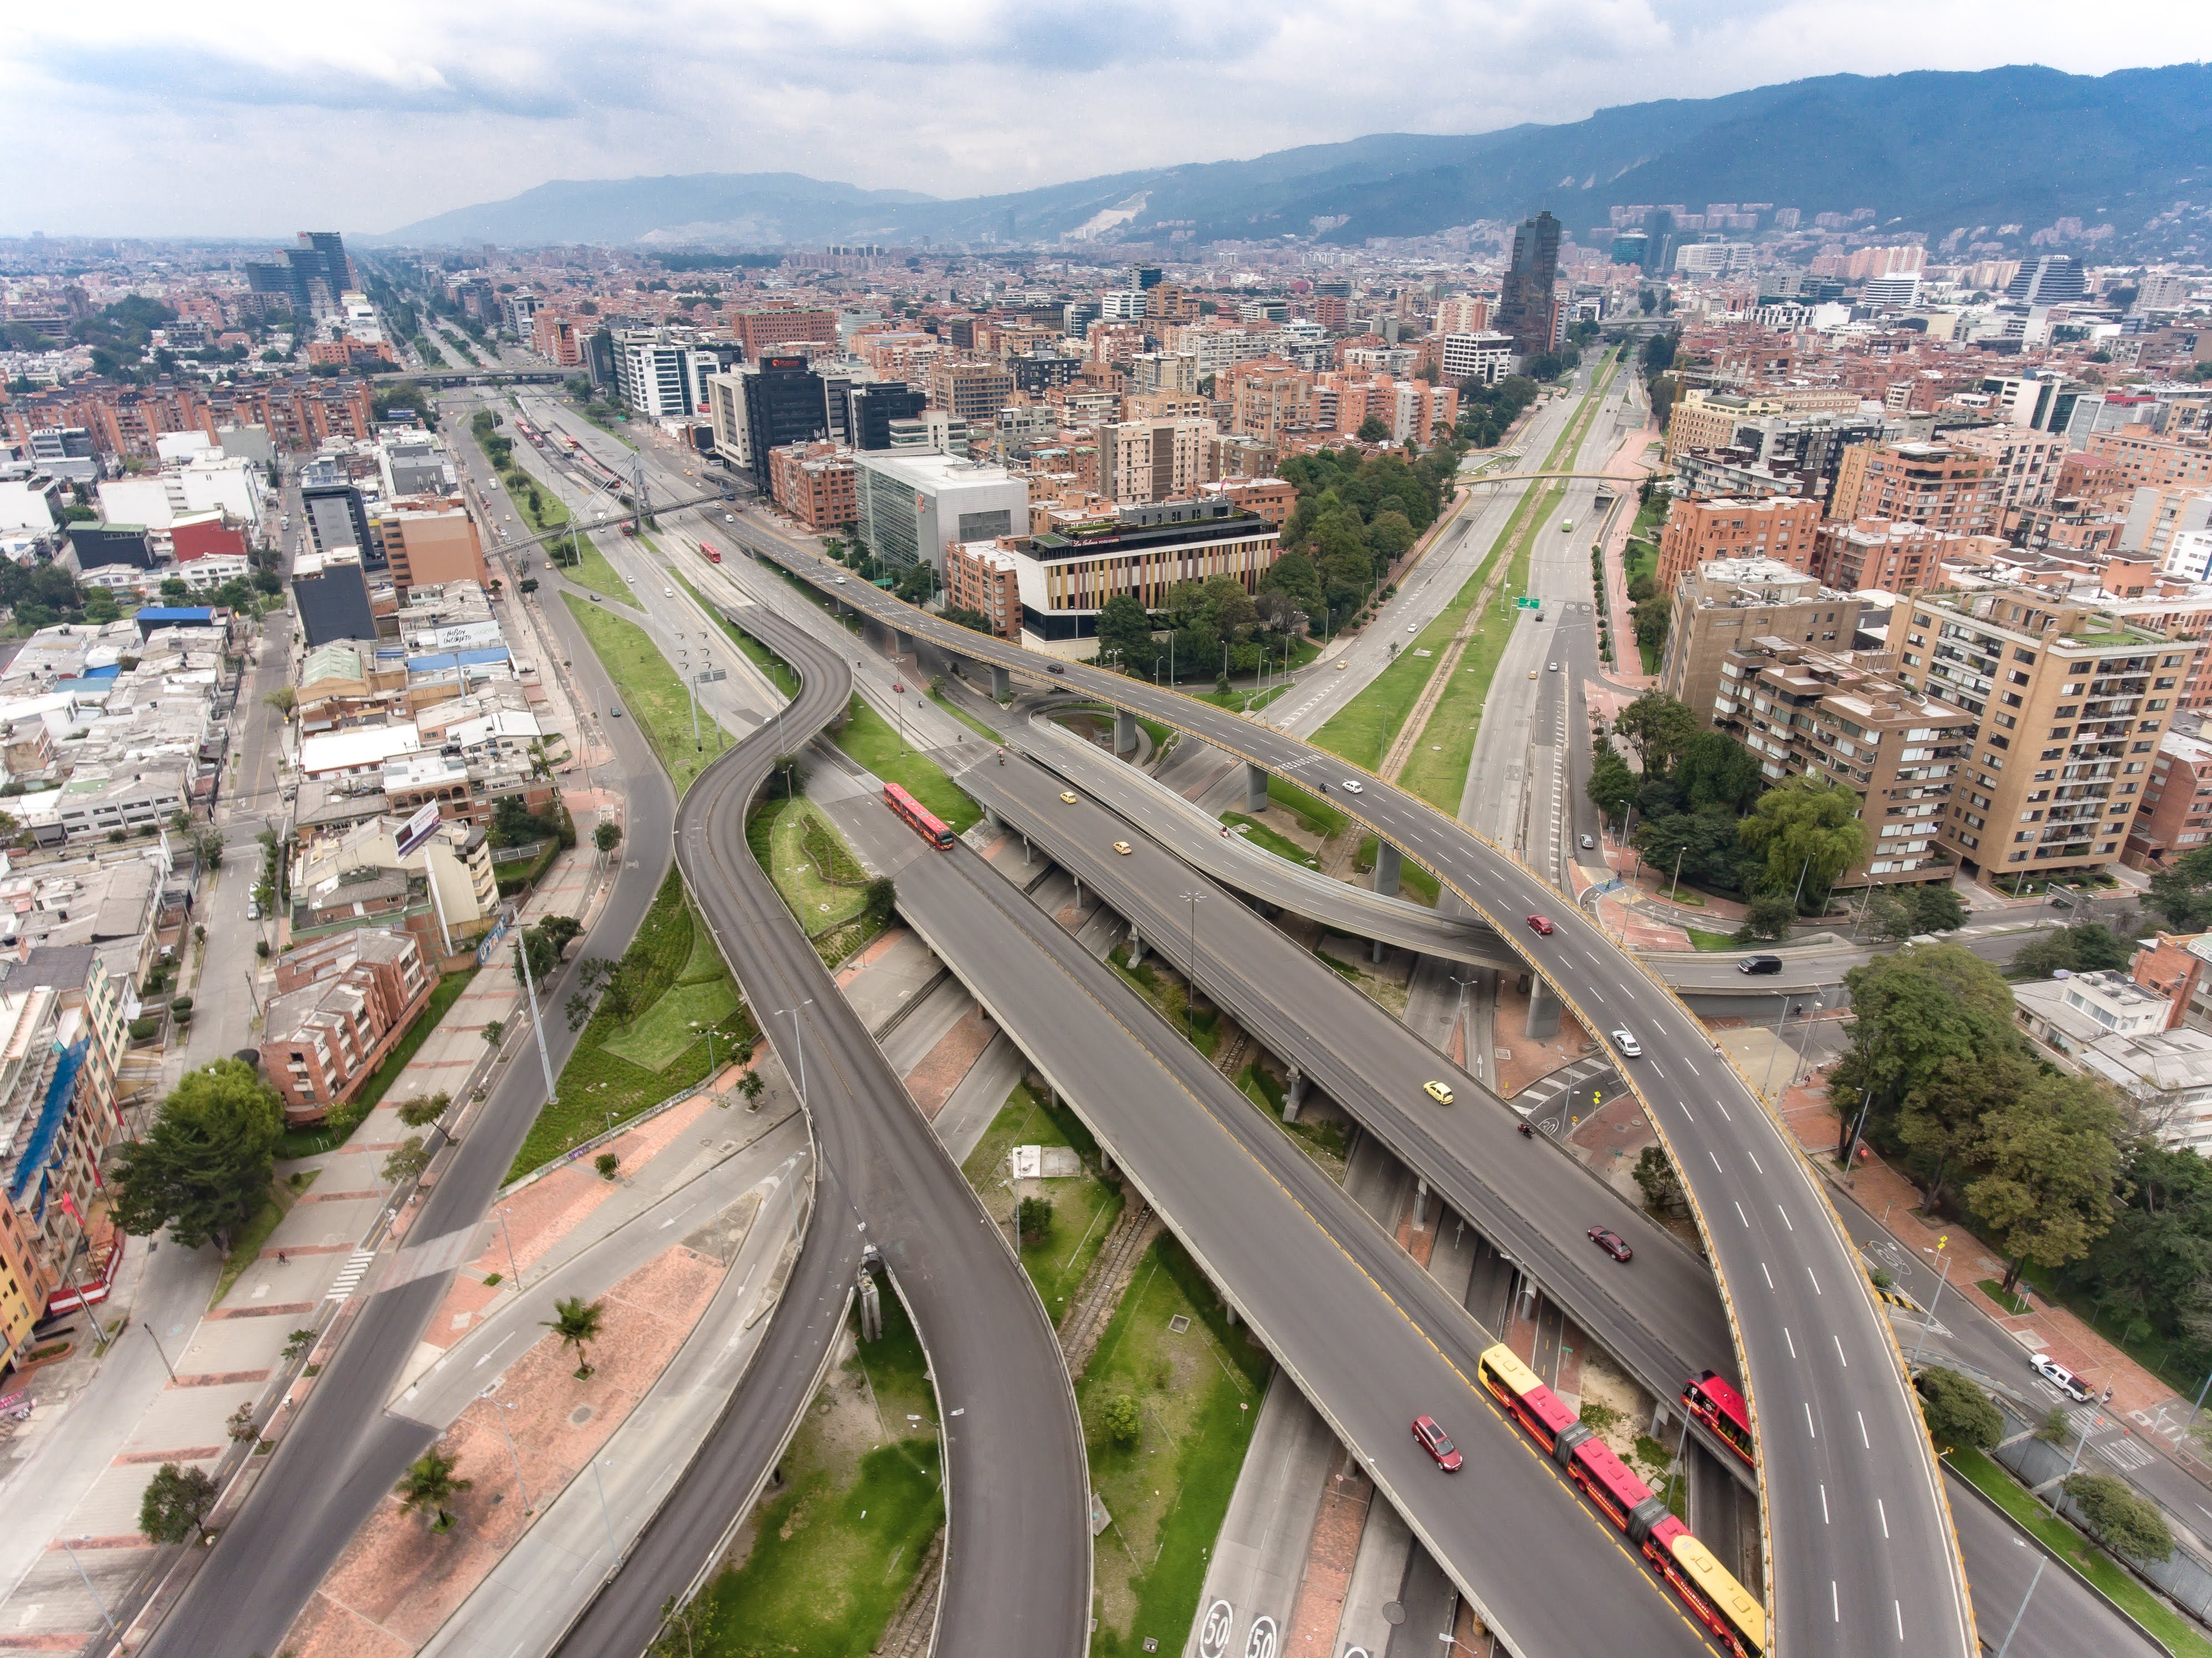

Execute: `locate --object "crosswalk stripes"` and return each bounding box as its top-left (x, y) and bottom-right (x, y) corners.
top-left (1512, 1055), bottom-right (1616, 1117)
top-left (325, 1248), bottom-right (377, 1303)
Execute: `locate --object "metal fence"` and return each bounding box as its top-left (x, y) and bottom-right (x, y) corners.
top-left (1987, 1391), bottom-right (2212, 1625)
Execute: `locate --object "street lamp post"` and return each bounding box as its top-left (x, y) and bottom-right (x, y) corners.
top-left (143, 1321), bottom-right (177, 1382)
top-left (497, 1206), bottom-right (523, 1290)
top-left (484, 1393), bottom-right (531, 1512)
top-left (62, 1537), bottom-right (115, 1636)
top-left (590, 1458), bottom-right (618, 1561)
top-left (1180, 892), bottom-right (1203, 1039)
top-left (775, 1002), bottom-right (813, 1108)
top-left (1908, 1236), bottom-right (1953, 1367)
top-left (1993, 1558), bottom-right (2047, 1658)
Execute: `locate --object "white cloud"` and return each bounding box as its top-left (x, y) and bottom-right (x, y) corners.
top-left (6, 0), bottom-right (2212, 236)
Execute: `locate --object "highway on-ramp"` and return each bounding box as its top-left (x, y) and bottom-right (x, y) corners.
top-left (642, 605), bottom-right (1093, 1658)
top-left (742, 537), bottom-right (1978, 1658)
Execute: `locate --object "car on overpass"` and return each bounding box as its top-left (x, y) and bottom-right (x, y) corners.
top-left (1412, 1415), bottom-right (1463, 1472)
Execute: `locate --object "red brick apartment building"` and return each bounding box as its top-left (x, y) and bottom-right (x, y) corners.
top-left (2126, 728), bottom-right (2212, 869)
top-left (1827, 441), bottom-right (1999, 537)
top-left (1655, 496), bottom-right (1822, 592)
top-left (260, 929), bottom-right (433, 1123)
top-left (767, 441), bottom-right (860, 533)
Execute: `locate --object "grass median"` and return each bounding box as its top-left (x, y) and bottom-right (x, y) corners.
top-left (1082, 1232), bottom-right (1269, 1657)
top-left (1220, 811), bottom-right (1320, 868)
top-left (693, 1293), bottom-right (942, 1656)
top-left (1948, 1444), bottom-right (2212, 1658)
top-left (562, 592), bottom-right (728, 796)
top-left (835, 695), bottom-right (982, 834)
top-left (961, 1081), bottom-right (1124, 1325)
top-left (557, 538), bottom-right (637, 607)
top-left (505, 869), bottom-right (755, 1181)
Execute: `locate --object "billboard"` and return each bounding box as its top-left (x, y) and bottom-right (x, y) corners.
top-left (395, 801), bottom-right (443, 859)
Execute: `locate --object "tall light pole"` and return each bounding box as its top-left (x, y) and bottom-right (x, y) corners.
top-left (1180, 892), bottom-right (1203, 1040)
top-left (775, 1002), bottom-right (813, 1107)
top-left (483, 1392), bottom-right (531, 1512)
top-left (63, 1537), bottom-right (115, 1636)
top-left (1993, 1558), bottom-right (2046, 1658)
top-left (1908, 1236), bottom-right (1952, 1367)
top-left (513, 939), bottom-right (559, 1106)
top-left (143, 1321), bottom-right (177, 1382)
top-left (497, 1206), bottom-right (523, 1290)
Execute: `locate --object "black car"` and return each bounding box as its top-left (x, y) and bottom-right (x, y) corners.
top-left (1046, 664), bottom-right (1066, 675)
top-left (1738, 955), bottom-right (1783, 975)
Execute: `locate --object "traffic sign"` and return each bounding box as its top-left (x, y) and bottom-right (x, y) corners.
top-left (1515, 596), bottom-right (1541, 611)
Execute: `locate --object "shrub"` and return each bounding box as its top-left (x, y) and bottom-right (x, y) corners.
top-left (170, 996), bottom-right (193, 1015)
top-left (1915, 1366), bottom-right (2001, 1451)
top-left (1100, 1391), bottom-right (1143, 1449)
top-left (129, 1017), bottom-right (160, 1041)
top-left (595, 1151), bottom-right (620, 1180)
top-left (2063, 1472), bottom-right (2175, 1562)
top-left (1016, 1195), bottom-right (1055, 1241)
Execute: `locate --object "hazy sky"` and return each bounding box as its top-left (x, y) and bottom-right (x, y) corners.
top-left (8, 1), bottom-right (2211, 239)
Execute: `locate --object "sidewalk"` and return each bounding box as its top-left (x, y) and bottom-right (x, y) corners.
top-left (0, 843), bottom-right (619, 1650)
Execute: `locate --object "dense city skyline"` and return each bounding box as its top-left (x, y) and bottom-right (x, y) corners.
top-left (7, 3), bottom-right (2212, 236)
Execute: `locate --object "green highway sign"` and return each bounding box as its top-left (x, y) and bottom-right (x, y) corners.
top-left (1515, 596), bottom-right (1541, 610)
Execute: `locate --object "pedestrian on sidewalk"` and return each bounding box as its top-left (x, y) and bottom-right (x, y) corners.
top-left (276, 1251), bottom-right (288, 1266)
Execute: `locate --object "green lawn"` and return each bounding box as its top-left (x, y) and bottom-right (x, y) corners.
top-left (1219, 812), bottom-right (1321, 869)
top-left (210, 1171), bottom-right (318, 1308)
top-left (506, 871), bottom-right (755, 1180)
top-left (1267, 775), bottom-right (1348, 838)
top-left (1191, 682), bottom-right (1291, 714)
top-left (562, 593), bottom-right (728, 796)
top-left (1948, 1444), bottom-right (2212, 1658)
top-left (1241, 1061), bottom-right (1348, 1173)
top-left (930, 689), bottom-right (1003, 744)
top-left (756, 795), bottom-right (872, 935)
top-left (1107, 942), bottom-right (1221, 1060)
top-left (836, 695), bottom-right (982, 834)
top-left (1686, 927), bottom-right (1740, 951)
top-left (276, 969), bottom-right (480, 1159)
top-left (1310, 598), bottom-right (1471, 769)
top-left (1082, 1234), bottom-right (1270, 1656)
top-left (695, 1295), bottom-right (941, 1657)
top-left (1355, 835), bottom-right (1440, 904)
top-left (557, 538), bottom-right (637, 607)
top-left (961, 1082), bottom-right (1125, 1325)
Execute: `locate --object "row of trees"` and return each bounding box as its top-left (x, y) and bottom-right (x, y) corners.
top-left (1585, 690), bottom-right (1890, 933)
top-left (1832, 945), bottom-right (2124, 1297)
top-left (1266, 446), bottom-right (1463, 637)
top-left (1095, 574), bottom-right (1286, 684)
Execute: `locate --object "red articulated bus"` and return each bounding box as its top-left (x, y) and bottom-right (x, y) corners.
top-left (884, 782), bottom-right (954, 850)
top-left (699, 540), bottom-right (723, 563)
top-left (1478, 1344), bottom-right (1765, 1657)
top-left (1682, 1370), bottom-right (1755, 1468)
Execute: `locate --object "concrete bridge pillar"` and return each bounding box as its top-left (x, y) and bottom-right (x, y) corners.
top-left (990, 664), bottom-right (1010, 698)
top-left (1115, 708), bottom-right (1139, 756)
top-left (1413, 1178), bottom-right (1429, 1227)
top-left (1222, 1302), bottom-right (1238, 1328)
top-left (1372, 841), bottom-right (1402, 897)
top-left (1283, 1065), bottom-right (1305, 1124)
top-left (1245, 762), bottom-right (1269, 814)
top-left (894, 629), bottom-right (915, 657)
top-left (1127, 929), bottom-right (1145, 968)
top-left (1099, 1145), bottom-right (1114, 1175)
top-left (1525, 975), bottom-right (1563, 1040)
top-left (1371, 936), bottom-right (1386, 965)
top-left (858, 1271), bottom-right (883, 1341)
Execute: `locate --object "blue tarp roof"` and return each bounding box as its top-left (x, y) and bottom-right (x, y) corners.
top-left (7, 1038), bottom-right (86, 1210)
top-left (80, 664), bottom-right (121, 679)
top-left (136, 607), bottom-right (216, 624)
top-left (405, 647), bottom-right (511, 673)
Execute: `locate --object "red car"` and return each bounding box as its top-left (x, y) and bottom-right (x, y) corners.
top-left (1412, 1415), bottom-right (1463, 1472)
top-left (1527, 914), bottom-right (1555, 936)
top-left (1587, 1226), bottom-right (1634, 1263)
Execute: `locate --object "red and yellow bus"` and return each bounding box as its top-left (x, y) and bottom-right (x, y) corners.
top-left (1683, 1370), bottom-right (1755, 1468)
top-left (699, 540), bottom-right (723, 563)
top-left (884, 782), bottom-right (953, 850)
top-left (1478, 1344), bottom-right (1764, 1657)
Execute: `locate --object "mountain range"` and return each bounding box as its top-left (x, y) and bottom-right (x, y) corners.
top-left (368, 62), bottom-right (2212, 252)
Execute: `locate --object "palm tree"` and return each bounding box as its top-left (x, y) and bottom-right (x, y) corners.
top-left (545, 1295), bottom-right (605, 1379)
top-left (396, 1447), bottom-right (473, 1533)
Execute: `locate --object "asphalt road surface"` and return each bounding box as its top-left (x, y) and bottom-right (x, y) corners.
top-left (142, 587), bottom-right (680, 1658)
top-left (867, 813), bottom-right (1718, 1658)
top-left (738, 536), bottom-right (1978, 1658)
top-left (631, 606), bottom-right (1092, 1658)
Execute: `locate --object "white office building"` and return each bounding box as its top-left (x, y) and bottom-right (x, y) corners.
top-left (1440, 331), bottom-right (1517, 385)
top-left (612, 329), bottom-right (738, 420)
top-left (852, 452), bottom-right (1028, 576)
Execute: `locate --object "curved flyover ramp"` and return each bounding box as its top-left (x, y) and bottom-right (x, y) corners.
top-left (749, 538), bottom-right (1977, 1658)
top-left (559, 607), bottom-right (1092, 1656)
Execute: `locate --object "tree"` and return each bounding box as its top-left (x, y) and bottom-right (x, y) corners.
top-left (139, 1462), bottom-right (219, 1544)
top-left (1673, 729), bottom-right (1764, 815)
top-left (1897, 1050), bottom-right (2035, 1213)
top-left (1906, 884), bottom-right (1968, 934)
top-left (262, 686), bottom-right (296, 720)
top-left (110, 1060), bottom-right (284, 1250)
top-left (2063, 1472), bottom-right (2175, 1562)
top-left (2010, 923), bottom-right (2133, 980)
top-left (544, 1295), bottom-right (605, 1378)
top-left (1736, 777), bottom-right (1867, 903)
top-left (2148, 844), bottom-right (2212, 933)
top-left (381, 1135), bottom-right (431, 1185)
top-left (1610, 692), bottom-right (1697, 779)
top-left (395, 1447), bottom-right (473, 1533)
top-left (1101, 1391), bottom-right (1143, 1448)
top-left (1733, 893), bottom-right (1798, 943)
top-left (1016, 1195), bottom-right (1054, 1241)
top-left (1095, 593), bottom-right (1154, 669)
top-left (944, 605), bottom-right (996, 634)
top-left (483, 1019), bottom-right (505, 1048)
top-left (737, 1071), bottom-right (765, 1107)
top-left (1914, 1367), bottom-right (2001, 1450)
top-left (514, 914), bottom-right (582, 986)
top-left (1633, 1145), bottom-right (1685, 1215)
top-left (863, 876), bottom-right (897, 923)
top-left (1355, 415), bottom-right (1390, 443)
top-left (1586, 744), bottom-right (1638, 823)
top-left (2034, 1405), bottom-right (2071, 1445)
top-left (1829, 944), bottom-right (2021, 1158)
top-left (396, 1092), bottom-right (450, 1130)
top-left (83, 589), bottom-right (120, 624)
top-left (1967, 1072), bottom-right (2124, 1294)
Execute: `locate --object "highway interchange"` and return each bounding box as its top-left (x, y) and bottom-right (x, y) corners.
top-left (175, 342), bottom-right (2177, 1657)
